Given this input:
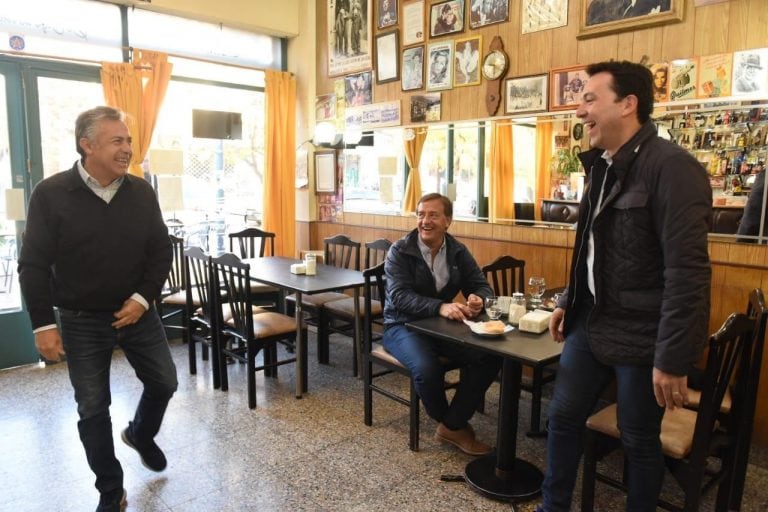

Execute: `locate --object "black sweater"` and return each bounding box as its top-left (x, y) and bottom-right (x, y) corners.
top-left (18, 163), bottom-right (171, 329)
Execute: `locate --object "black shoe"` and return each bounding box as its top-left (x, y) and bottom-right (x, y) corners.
top-left (96, 488), bottom-right (126, 512)
top-left (121, 424), bottom-right (167, 472)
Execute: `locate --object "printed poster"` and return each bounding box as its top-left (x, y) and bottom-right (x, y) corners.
top-left (698, 53), bottom-right (732, 98)
top-left (669, 58), bottom-right (698, 102)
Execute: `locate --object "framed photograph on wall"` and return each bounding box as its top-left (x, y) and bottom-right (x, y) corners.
top-left (327, 0), bottom-right (373, 77)
top-left (429, 0), bottom-right (464, 38)
top-left (375, 30), bottom-right (400, 84)
top-left (377, 0), bottom-right (398, 29)
top-left (469, 0), bottom-right (509, 29)
top-left (344, 70), bottom-right (374, 107)
top-left (549, 65), bottom-right (588, 111)
top-left (453, 35), bottom-right (481, 87)
top-left (315, 151), bottom-right (337, 193)
top-left (410, 93), bottom-right (442, 122)
top-left (522, 0), bottom-right (568, 34)
top-left (401, 0), bottom-right (425, 46)
top-left (426, 41), bottom-right (453, 91)
top-left (578, 0), bottom-right (684, 39)
top-left (505, 73), bottom-right (548, 115)
top-left (401, 45), bottom-right (425, 91)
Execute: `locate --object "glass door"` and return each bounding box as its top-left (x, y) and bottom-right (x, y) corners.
top-left (0, 56), bottom-right (101, 369)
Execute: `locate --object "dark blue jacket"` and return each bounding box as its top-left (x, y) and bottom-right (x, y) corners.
top-left (383, 229), bottom-right (492, 327)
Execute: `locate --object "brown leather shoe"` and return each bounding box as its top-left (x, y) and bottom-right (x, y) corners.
top-left (435, 422), bottom-right (493, 456)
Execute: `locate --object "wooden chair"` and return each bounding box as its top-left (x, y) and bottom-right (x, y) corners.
top-left (184, 246), bottom-right (219, 388)
top-left (580, 304), bottom-right (765, 512)
top-left (213, 253), bottom-right (303, 409)
top-left (285, 234), bottom-right (361, 365)
top-left (362, 262), bottom-right (421, 451)
top-left (228, 228), bottom-right (280, 309)
top-left (323, 238), bottom-right (392, 376)
top-left (482, 255), bottom-right (553, 436)
top-left (158, 235), bottom-right (187, 340)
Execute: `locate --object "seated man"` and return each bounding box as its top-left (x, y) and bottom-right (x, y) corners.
top-left (382, 193), bottom-right (501, 455)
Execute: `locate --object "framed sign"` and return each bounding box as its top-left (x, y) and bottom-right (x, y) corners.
top-left (578, 0), bottom-right (684, 39)
top-left (401, 0), bottom-right (425, 46)
top-left (549, 65), bottom-right (588, 111)
top-left (315, 151), bottom-right (337, 193)
top-left (505, 73), bottom-right (549, 115)
top-left (375, 30), bottom-right (400, 84)
top-left (328, 0), bottom-right (373, 77)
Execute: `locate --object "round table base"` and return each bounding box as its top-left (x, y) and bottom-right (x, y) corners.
top-left (464, 455), bottom-right (543, 501)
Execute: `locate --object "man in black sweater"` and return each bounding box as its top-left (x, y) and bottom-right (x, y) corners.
top-left (18, 106), bottom-right (177, 512)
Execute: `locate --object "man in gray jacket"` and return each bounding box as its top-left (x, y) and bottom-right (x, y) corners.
top-left (539, 61), bottom-right (712, 511)
top-left (383, 193), bottom-right (501, 455)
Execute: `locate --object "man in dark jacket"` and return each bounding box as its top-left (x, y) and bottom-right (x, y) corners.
top-left (539, 62), bottom-right (712, 512)
top-left (737, 169), bottom-right (767, 242)
top-left (383, 193), bottom-right (501, 455)
top-left (18, 106), bottom-right (177, 512)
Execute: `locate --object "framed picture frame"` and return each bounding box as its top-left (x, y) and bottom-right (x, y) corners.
top-left (429, 0), bottom-right (464, 38)
top-left (375, 30), bottom-right (400, 84)
top-left (377, 0), bottom-right (398, 29)
top-left (469, 0), bottom-right (509, 29)
top-left (578, 0), bottom-right (684, 39)
top-left (453, 35), bottom-right (481, 87)
top-left (522, 0), bottom-right (568, 34)
top-left (315, 151), bottom-right (337, 194)
top-left (401, 0), bottom-right (425, 46)
top-left (344, 71), bottom-right (374, 107)
top-left (401, 45), bottom-right (425, 91)
top-left (504, 73), bottom-right (549, 115)
top-left (549, 65), bottom-right (588, 111)
top-left (327, 0), bottom-right (373, 77)
top-left (410, 93), bottom-right (442, 122)
top-left (426, 41), bottom-right (453, 91)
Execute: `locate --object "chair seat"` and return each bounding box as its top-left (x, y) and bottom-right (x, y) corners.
top-left (585, 403), bottom-right (704, 460)
top-left (285, 291), bottom-right (348, 307)
top-left (163, 289), bottom-right (199, 307)
top-left (685, 387), bottom-right (732, 413)
top-left (197, 304), bottom-right (266, 323)
top-left (371, 343), bottom-right (405, 367)
top-left (226, 311), bottom-right (297, 338)
top-left (250, 282), bottom-right (279, 294)
top-left (324, 297), bottom-right (382, 317)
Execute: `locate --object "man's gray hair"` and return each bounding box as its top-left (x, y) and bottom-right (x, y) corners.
top-left (75, 106), bottom-right (125, 158)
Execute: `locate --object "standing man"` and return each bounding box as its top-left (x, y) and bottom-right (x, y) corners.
top-left (382, 193), bottom-right (501, 456)
top-left (540, 61), bottom-right (711, 511)
top-left (18, 106), bottom-right (177, 512)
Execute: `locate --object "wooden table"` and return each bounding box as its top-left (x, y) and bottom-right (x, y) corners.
top-left (406, 316), bottom-right (563, 502)
top-left (243, 256), bottom-right (365, 398)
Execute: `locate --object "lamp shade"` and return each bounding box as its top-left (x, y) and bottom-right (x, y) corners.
top-left (5, 188), bottom-right (26, 221)
top-left (157, 176), bottom-right (185, 213)
top-left (149, 149), bottom-right (184, 175)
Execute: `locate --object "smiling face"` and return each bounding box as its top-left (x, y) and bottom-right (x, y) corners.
top-left (79, 119), bottom-right (132, 185)
top-left (576, 71), bottom-right (640, 156)
top-left (416, 198), bottom-right (451, 249)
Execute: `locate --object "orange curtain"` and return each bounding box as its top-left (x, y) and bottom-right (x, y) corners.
top-left (401, 128), bottom-right (428, 214)
top-left (489, 121), bottom-right (514, 223)
top-left (263, 70), bottom-right (297, 257)
top-left (535, 122), bottom-right (554, 221)
top-left (101, 49), bottom-right (172, 177)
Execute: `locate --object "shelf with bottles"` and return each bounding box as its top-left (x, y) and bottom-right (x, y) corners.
top-left (656, 104), bottom-right (768, 151)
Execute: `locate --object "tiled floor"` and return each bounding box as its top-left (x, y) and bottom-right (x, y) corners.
top-left (1, 332), bottom-right (768, 512)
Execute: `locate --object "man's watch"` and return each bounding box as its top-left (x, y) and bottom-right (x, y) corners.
top-left (483, 36), bottom-right (509, 116)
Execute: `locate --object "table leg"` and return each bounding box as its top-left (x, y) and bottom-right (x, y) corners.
top-left (295, 291), bottom-right (305, 398)
top-left (464, 358), bottom-right (543, 501)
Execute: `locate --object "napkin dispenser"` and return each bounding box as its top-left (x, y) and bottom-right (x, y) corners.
top-left (518, 310), bottom-right (552, 334)
top-left (290, 263), bottom-right (306, 274)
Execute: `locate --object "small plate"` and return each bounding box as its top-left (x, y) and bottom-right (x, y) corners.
top-left (463, 320), bottom-right (514, 338)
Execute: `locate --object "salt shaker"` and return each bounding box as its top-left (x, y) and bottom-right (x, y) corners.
top-left (305, 253), bottom-right (317, 275)
top-left (508, 292), bottom-right (527, 326)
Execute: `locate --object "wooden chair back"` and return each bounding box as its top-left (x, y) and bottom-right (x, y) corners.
top-left (324, 234), bottom-right (361, 270)
top-left (364, 238), bottom-right (392, 269)
top-left (229, 228), bottom-right (275, 259)
top-left (482, 255), bottom-right (525, 296)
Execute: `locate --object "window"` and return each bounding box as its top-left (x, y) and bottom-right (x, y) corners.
top-left (341, 129), bottom-right (404, 213)
top-left (453, 123), bottom-right (482, 218)
top-left (419, 127), bottom-right (448, 196)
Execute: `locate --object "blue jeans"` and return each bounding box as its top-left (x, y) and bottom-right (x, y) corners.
top-left (542, 314), bottom-right (665, 512)
top-left (60, 307), bottom-right (178, 494)
top-left (382, 324), bottom-right (501, 430)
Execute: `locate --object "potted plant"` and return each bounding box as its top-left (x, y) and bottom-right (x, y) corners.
top-left (552, 148), bottom-right (584, 200)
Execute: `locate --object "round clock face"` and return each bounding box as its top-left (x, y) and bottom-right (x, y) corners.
top-left (482, 50), bottom-right (507, 80)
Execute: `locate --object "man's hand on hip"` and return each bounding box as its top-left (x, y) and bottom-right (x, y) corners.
top-left (112, 298), bottom-right (147, 329)
top-left (35, 329), bottom-right (65, 362)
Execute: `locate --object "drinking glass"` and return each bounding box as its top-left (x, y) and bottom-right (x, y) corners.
top-left (485, 296), bottom-right (502, 320)
top-left (528, 276), bottom-right (546, 307)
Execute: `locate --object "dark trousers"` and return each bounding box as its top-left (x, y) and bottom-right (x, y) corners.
top-left (60, 307), bottom-right (178, 494)
top-left (541, 314), bottom-right (665, 512)
top-left (383, 324), bottom-right (501, 430)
